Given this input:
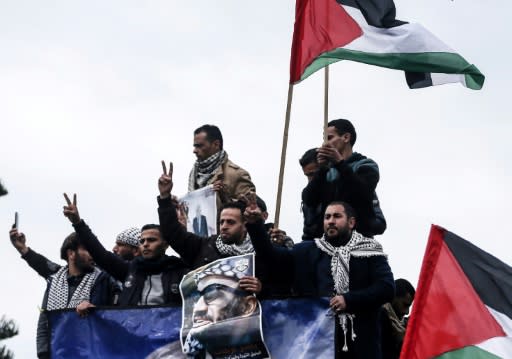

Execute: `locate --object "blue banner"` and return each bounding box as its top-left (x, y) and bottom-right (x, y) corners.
top-left (49, 298), bottom-right (334, 358)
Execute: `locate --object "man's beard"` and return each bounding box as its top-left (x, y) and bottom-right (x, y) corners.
top-left (221, 231), bottom-right (244, 245)
top-left (325, 226), bottom-right (351, 246)
top-left (119, 252), bottom-right (135, 261)
top-left (74, 255), bottom-right (94, 273)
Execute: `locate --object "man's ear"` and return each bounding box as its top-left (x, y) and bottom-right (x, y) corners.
top-left (343, 133), bottom-right (351, 144)
top-left (212, 139), bottom-right (221, 150)
top-left (348, 216), bottom-right (356, 229)
top-left (262, 211), bottom-right (269, 221)
top-left (67, 249), bottom-right (75, 262)
top-left (241, 296), bottom-right (258, 317)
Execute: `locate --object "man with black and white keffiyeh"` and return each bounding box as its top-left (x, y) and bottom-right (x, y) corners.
top-left (244, 201), bottom-right (395, 359)
top-left (9, 225), bottom-right (116, 359)
top-left (188, 124), bottom-right (255, 208)
top-left (157, 168), bottom-right (264, 296)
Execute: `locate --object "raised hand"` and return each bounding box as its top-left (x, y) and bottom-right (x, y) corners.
top-left (63, 193), bottom-right (81, 224)
top-left (269, 227), bottom-right (287, 245)
top-left (242, 192), bottom-right (264, 224)
top-left (158, 160), bottom-right (173, 199)
top-left (239, 191), bottom-right (257, 210)
top-left (317, 143), bottom-right (343, 165)
top-left (9, 226), bottom-right (28, 255)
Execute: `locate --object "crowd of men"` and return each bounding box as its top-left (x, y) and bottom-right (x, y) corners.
top-left (9, 122), bottom-right (415, 359)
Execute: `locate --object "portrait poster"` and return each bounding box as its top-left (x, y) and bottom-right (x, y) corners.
top-left (180, 185), bottom-right (217, 237)
top-left (179, 254), bottom-right (270, 359)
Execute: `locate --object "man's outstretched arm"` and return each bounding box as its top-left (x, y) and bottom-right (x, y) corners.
top-left (9, 227), bottom-right (60, 278)
top-left (63, 193), bottom-right (129, 281)
top-left (158, 161), bottom-right (204, 266)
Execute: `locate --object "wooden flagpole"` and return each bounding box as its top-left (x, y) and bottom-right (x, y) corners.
top-left (273, 84), bottom-right (294, 228)
top-left (324, 66), bottom-right (329, 142)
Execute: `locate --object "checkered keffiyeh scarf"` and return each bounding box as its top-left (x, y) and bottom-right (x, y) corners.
top-left (116, 227), bottom-right (141, 247)
top-left (215, 234), bottom-right (254, 257)
top-left (189, 150), bottom-right (227, 190)
top-left (315, 230), bottom-right (386, 351)
top-left (183, 332), bottom-right (205, 357)
top-left (46, 266), bottom-right (100, 310)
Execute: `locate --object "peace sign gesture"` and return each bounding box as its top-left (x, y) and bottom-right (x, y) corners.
top-left (158, 160), bottom-right (173, 199)
top-left (63, 193), bottom-right (81, 224)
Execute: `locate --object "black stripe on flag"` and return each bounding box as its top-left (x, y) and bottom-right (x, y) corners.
top-left (444, 230), bottom-right (512, 319)
top-left (405, 72), bottom-right (433, 89)
top-left (337, 0), bottom-right (407, 28)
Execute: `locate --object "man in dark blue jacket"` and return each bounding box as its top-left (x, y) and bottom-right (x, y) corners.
top-left (245, 200), bottom-right (394, 359)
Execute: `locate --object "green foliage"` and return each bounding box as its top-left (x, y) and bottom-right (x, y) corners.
top-left (0, 316), bottom-right (18, 359)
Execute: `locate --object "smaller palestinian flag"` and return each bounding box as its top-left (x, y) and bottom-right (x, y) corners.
top-left (289, 0), bottom-right (484, 89)
top-left (401, 225), bottom-right (512, 359)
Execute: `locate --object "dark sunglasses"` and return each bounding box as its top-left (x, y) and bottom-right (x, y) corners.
top-left (198, 283), bottom-right (248, 304)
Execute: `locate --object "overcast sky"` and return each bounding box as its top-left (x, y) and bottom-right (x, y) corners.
top-left (1, 1), bottom-right (511, 357)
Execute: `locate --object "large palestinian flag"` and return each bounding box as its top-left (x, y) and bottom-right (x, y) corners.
top-left (289, 0), bottom-right (484, 89)
top-left (401, 225), bottom-right (512, 358)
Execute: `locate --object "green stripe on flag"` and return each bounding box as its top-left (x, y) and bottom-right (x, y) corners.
top-left (301, 48), bottom-right (484, 90)
top-left (435, 346), bottom-right (502, 359)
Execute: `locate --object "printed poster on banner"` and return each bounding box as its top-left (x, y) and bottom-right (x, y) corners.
top-left (180, 254), bottom-right (270, 359)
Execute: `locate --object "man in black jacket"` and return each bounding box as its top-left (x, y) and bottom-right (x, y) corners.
top-left (244, 201), bottom-right (394, 358)
top-left (158, 163), bottom-right (262, 295)
top-left (62, 193), bottom-right (188, 306)
top-left (302, 119), bottom-right (386, 238)
top-left (9, 226), bottom-right (116, 359)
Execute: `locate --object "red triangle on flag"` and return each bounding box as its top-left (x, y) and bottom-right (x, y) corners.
top-left (289, 0), bottom-right (362, 83)
top-left (401, 225), bottom-right (506, 359)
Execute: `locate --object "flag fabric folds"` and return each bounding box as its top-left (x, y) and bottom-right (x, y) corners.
top-left (401, 225), bottom-right (512, 359)
top-left (48, 298), bottom-right (334, 359)
top-left (289, 0), bottom-right (484, 89)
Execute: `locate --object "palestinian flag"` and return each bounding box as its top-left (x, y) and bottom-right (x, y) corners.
top-left (289, 0), bottom-right (484, 89)
top-left (401, 225), bottom-right (512, 358)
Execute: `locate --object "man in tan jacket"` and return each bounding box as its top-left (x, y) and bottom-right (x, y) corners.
top-left (188, 124), bottom-right (255, 207)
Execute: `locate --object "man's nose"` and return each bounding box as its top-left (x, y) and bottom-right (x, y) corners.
top-left (194, 296), bottom-right (208, 312)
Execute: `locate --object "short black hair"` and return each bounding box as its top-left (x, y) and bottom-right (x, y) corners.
top-left (60, 232), bottom-right (79, 261)
top-left (326, 201), bottom-right (357, 221)
top-left (328, 119), bottom-right (356, 146)
top-left (141, 224), bottom-right (161, 232)
top-left (194, 124), bottom-right (223, 149)
top-left (299, 148), bottom-right (318, 167)
top-left (220, 201), bottom-right (246, 217)
top-left (395, 278), bottom-right (415, 298)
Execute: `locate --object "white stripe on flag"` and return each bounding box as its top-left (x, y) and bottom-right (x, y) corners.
top-left (431, 73), bottom-right (466, 87)
top-left (475, 306), bottom-right (512, 358)
top-left (341, 5), bottom-right (455, 54)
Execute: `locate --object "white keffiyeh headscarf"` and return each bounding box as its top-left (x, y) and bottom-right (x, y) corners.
top-left (315, 230), bottom-right (386, 351)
